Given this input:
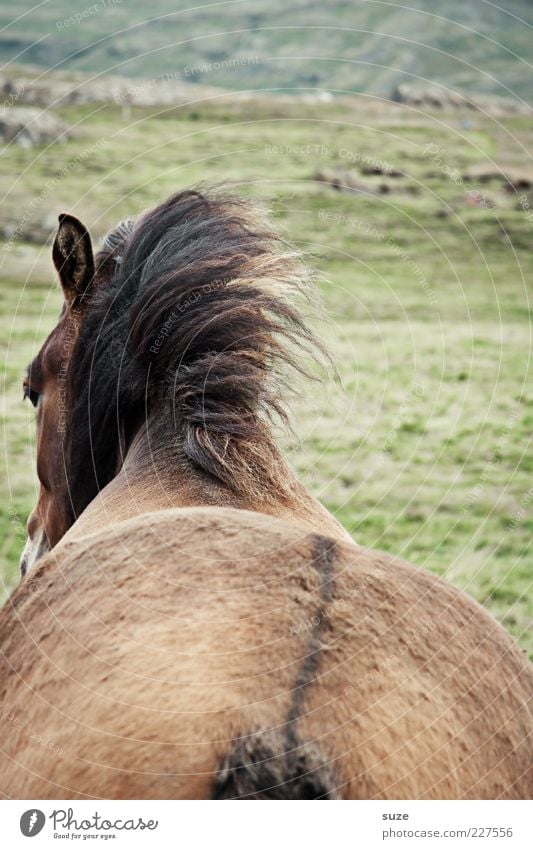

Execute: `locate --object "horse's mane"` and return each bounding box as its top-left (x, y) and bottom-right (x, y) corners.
top-left (65, 188), bottom-right (322, 518)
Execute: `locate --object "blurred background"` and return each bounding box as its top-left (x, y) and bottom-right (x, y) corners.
top-left (0, 1), bottom-right (531, 654)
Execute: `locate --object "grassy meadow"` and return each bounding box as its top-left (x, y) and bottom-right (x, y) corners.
top-left (1, 91), bottom-right (531, 655)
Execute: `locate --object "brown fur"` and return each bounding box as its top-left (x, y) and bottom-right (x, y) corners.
top-left (8, 188), bottom-right (532, 800)
top-left (1, 508), bottom-right (531, 799)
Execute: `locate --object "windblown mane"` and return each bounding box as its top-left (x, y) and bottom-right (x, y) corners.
top-left (65, 188), bottom-right (322, 519)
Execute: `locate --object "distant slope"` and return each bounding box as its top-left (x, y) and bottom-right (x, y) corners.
top-left (0, 0), bottom-right (532, 102)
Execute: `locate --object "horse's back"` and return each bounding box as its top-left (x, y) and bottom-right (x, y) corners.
top-left (0, 507), bottom-right (531, 799)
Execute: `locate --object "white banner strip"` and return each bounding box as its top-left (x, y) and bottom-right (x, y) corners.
top-left (1, 799), bottom-right (532, 848)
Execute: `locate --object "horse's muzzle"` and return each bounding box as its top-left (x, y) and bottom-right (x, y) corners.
top-left (19, 531), bottom-right (49, 576)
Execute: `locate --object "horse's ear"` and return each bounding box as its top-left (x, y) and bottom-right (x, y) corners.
top-left (53, 214), bottom-right (95, 305)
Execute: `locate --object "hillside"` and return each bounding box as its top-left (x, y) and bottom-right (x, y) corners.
top-left (0, 0), bottom-right (532, 102)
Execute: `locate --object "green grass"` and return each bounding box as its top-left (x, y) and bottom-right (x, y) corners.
top-left (0, 88), bottom-right (531, 656)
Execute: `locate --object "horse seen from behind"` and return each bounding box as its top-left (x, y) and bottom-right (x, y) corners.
top-left (1, 188), bottom-right (531, 800)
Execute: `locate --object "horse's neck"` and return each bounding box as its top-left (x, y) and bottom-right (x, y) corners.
top-left (61, 423), bottom-right (353, 547)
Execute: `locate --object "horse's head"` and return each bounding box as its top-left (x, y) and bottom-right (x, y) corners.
top-left (20, 190), bottom-right (317, 576)
top-left (20, 214), bottom-right (99, 574)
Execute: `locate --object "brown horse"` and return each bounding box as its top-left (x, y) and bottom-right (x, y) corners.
top-left (1, 189), bottom-right (531, 799)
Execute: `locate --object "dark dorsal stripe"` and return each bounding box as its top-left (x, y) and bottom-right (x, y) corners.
top-left (285, 534), bottom-right (337, 745)
top-left (212, 535), bottom-right (339, 799)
